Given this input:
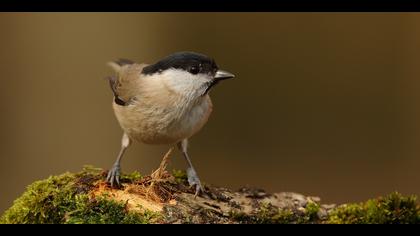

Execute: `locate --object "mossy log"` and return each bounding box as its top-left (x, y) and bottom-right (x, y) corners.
top-left (1, 166), bottom-right (420, 224)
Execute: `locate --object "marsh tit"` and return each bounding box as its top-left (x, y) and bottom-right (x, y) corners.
top-left (105, 51), bottom-right (235, 195)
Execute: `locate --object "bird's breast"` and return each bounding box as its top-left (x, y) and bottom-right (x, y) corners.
top-left (113, 95), bottom-right (213, 145)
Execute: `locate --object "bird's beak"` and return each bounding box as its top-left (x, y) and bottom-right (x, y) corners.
top-left (214, 70), bottom-right (235, 81)
top-left (203, 69), bottom-right (235, 95)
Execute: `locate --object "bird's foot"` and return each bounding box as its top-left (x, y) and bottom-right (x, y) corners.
top-left (106, 163), bottom-right (121, 187)
top-left (187, 167), bottom-right (204, 197)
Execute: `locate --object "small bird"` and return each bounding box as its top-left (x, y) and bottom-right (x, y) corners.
top-left (105, 51), bottom-right (235, 195)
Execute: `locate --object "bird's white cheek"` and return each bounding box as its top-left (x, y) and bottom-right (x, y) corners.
top-left (161, 70), bottom-right (210, 96)
top-left (167, 77), bottom-right (198, 94)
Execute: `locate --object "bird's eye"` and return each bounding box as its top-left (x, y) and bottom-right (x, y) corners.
top-left (189, 65), bottom-right (200, 75)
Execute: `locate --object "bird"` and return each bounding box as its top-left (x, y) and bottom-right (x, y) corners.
top-left (105, 51), bottom-right (235, 195)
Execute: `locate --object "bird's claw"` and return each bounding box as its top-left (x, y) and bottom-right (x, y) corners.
top-left (106, 164), bottom-right (121, 187)
top-left (187, 167), bottom-right (204, 197)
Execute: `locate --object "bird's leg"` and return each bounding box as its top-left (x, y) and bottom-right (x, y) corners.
top-left (177, 139), bottom-right (204, 196)
top-left (106, 133), bottom-right (131, 187)
top-left (151, 146), bottom-right (174, 180)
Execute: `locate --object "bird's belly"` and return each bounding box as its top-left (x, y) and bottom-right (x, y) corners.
top-left (113, 98), bottom-right (212, 145)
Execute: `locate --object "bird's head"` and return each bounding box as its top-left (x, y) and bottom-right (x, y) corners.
top-left (141, 51), bottom-right (235, 98)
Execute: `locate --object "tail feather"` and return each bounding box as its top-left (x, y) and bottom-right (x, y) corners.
top-left (115, 58), bottom-right (134, 66)
top-left (107, 58), bottom-right (134, 73)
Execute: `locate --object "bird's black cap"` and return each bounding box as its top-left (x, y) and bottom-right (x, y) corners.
top-left (142, 51), bottom-right (219, 76)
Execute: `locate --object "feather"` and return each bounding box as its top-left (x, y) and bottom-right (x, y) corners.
top-left (106, 75), bottom-right (127, 106)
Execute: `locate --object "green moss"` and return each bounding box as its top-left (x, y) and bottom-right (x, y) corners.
top-left (0, 169), bottom-right (157, 224)
top-left (270, 210), bottom-right (295, 223)
top-left (327, 192), bottom-right (420, 224)
top-left (230, 193), bottom-right (420, 224)
top-left (298, 202), bottom-right (320, 223)
top-left (172, 170), bottom-right (188, 184)
top-left (80, 165), bottom-right (103, 175)
top-left (120, 171), bottom-right (142, 183)
top-left (229, 202), bottom-right (319, 224)
top-left (4, 167), bottom-right (420, 224)
top-left (0, 172), bottom-right (76, 223)
top-left (63, 195), bottom-right (157, 224)
top-left (255, 203), bottom-right (295, 224)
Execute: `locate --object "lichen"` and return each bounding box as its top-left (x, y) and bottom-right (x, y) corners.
top-left (327, 192), bottom-right (420, 224)
top-left (0, 168), bottom-right (158, 224)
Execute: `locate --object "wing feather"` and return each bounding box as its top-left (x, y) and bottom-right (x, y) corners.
top-left (106, 59), bottom-right (147, 106)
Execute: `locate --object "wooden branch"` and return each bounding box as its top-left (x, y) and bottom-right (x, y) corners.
top-left (1, 166), bottom-right (419, 224)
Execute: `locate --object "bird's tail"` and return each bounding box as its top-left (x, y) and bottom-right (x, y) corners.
top-left (107, 58), bottom-right (135, 73)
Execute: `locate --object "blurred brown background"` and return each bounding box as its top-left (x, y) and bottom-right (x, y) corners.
top-left (1, 13), bottom-right (420, 213)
